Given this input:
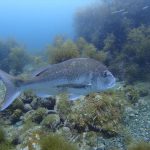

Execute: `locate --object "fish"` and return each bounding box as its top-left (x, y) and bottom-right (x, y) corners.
top-left (122, 11), bottom-right (128, 15)
top-left (0, 58), bottom-right (116, 111)
top-left (142, 6), bottom-right (149, 10)
top-left (112, 9), bottom-right (125, 14)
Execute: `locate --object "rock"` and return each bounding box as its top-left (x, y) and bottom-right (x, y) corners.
top-left (31, 98), bottom-right (38, 109)
top-left (24, 104), bottom-right (32, 112)
top-left (11, 109), bottom-right (22, 124)
top-left (96, 143), bottom-right (105, 150)
top-left (57, 127), bottom-right (72, 140)
top-left (139, 88), bottom-right (149, 97)
top-left (95, 95), bottom-right (103, 101)
top-left (41, 114), bottom-right (60, 130)
top-left (22, 97), bottom-right (33, 104)
top-left (22, 146), bottom-right (29, 150)
top-left (39, 97), bottom-right (56, 110)
top-left (31, 107), bottom-right (48, 123)
top-left (23, 110), bottom-right (34, 122)
top-left (11, 99), bottom-right (24, 110)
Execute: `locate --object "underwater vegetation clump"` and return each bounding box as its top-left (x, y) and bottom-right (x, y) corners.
top-left (57, 93), bottom-right (72, 119)
top-left (41, 114), bottom-right (60, 130)
top-left (74, 0), bottom-right (150, 83)
top-left (0, 127), bottom-right (5, 143)
top-left (128, 142), bottom-right (150, 150)
top-left (122, 26), bottom-right (150, 82)
top-left (8, 47), bottom-right (31, 75)
top-left (66, 90), bottom-right (126, 136)
top-left (0, 127), bottom-right (14, 150)
top-left (47, 37), bottom-right (80, 64)
top-left (31, 107), bottom-right (47, 123)
top-left (46, 36), bottom-right (107, 64)
top-left (39, 133), bottom-right (78, 150)
top-left (0, 39), bottom-right (31, 75)
top-left (124, 85), bottom-right (140, 104)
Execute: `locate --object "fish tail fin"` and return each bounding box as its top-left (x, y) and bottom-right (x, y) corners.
top-left (0, 70), bottom-right (21, 111)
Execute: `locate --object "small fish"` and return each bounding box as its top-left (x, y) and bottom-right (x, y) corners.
top-left (0, 58), bottom-right (116, 111)
top-left (122, 11), bottom-right (128, 15)
top-left (112, 9), bottom-right (125, 14)
top-left (142, 6), bottom-right (149, 10)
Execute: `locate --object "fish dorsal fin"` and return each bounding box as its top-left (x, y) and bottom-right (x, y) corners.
top-left (32, 65), bottom-right (51, 77)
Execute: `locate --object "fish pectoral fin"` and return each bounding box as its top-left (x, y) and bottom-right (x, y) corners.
top-left (69, 94), bottom-right (81, 101)
top-left (31, 65), bottom-right (52, 77)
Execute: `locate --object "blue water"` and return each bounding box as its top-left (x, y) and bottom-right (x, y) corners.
top-left (0, 0), bottom-right (93, 52)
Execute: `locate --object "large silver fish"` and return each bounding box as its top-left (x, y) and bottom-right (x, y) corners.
top-left (0, 58), bottom-right (116, 111)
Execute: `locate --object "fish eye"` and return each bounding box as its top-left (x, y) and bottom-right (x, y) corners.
top-left (102, 70), bottom-right (108, 78)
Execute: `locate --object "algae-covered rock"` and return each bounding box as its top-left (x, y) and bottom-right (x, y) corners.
top-left (57, 94), bottom-right (72, 120)
top-left (68, 90), bottom-right (126, 136)
top-left (128, 141), bottom-right (150, 150)
top-left (57, 127), bottom-right (72, 141)
top-left (31, 98), bottom-right (39, 109)
top-left (11, 109), bottom-right (22, 124)
top-left (124, 86), bottom-right (140, 104)
top-left (39, 97), bottom-right (56, 110)
top-left (0, 127), bottom-right (14, 150)
top-left (0, 127), bottom-right (5, 143)
top-left (11, 99), bottom-right (24, 110)
top-left (41, 114), bottom-right (60, 130)
top-left (31, 107), bottom-right (48, 123)
top-left (39, 133), bottom-right (78, 150)
top-left (24, 104), bottom-right (32, 112)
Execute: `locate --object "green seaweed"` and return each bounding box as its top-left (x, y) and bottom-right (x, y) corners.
top-left (128, 142), bottom-right (150, 150)
top-left (39, 133), bottom-right (78, 150)
top-left (68, 90), bottom-right (126, 136)
top-left (0, 127), bottom-right (14, 150)
top-left (31, 107), bottom-right (47, 123)
top-left (47, 39), bottom-right (79, 64)
top-left (0, 127), bottom-right (5, 143)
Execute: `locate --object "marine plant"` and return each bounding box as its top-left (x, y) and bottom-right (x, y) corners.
top-left (75, 0), bottom-right (150, 49)
top-left (103, 33), bottom-right (116, 54)
top-left (0, 39), bottom-right (19, 72)
top-left (57, 93), bottom-right (72, 119)
top-left (68, 90), bottom-right (126, 136)
top-left (46, 36), bottom-right (107, 64)
top-left (47, 39), bottom-right (79, 64)
top-left (74, 0), bottom-right (150, 82)
top-left (39, 133), bottom-right (78, 150)
top-left (122, 25), bottom-right (150, 82)
top-left (31, 107), bottom-right (47, 123)
top-left (0, 127), bottom-right (14, 150)
top-left (41, 114), bottom-right (60, 130)
top-left (0, 143), bottom-right (14, 150)
top-left (11, 109), bottom-right (22, 124)
top-left (128, 142), bottom-right (150, 150)
top-left (8, 47), bottom-right (31, 75)
top-left (124, 86), bottom-right (140, 104)
top-left (10, 99), bottom-right (24, 110)
top-left (0, 127), bottom-right (5, 143)
top-left (81, 42), bottom-right (107, 62)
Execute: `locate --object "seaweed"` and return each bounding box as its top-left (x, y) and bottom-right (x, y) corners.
top-left (39, 133), bottom-right (78, 150)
